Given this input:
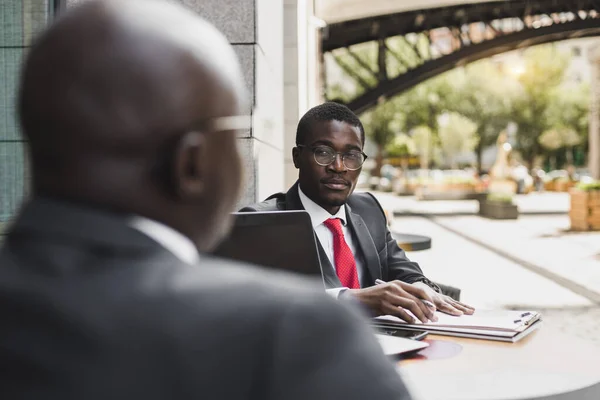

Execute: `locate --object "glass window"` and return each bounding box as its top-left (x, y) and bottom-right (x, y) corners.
top-left (0, 1), bottom-right (53, 235)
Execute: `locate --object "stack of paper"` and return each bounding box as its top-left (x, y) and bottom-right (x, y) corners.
top-left (374, 334), bottom-right (429, 356)
top-left (372, 309), bottom-right (542, 343)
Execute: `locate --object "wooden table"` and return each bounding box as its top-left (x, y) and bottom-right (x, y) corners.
top-left (391, 232), bottom-right (432, 252)
top-left (396, 326), bottom-right (600, 400)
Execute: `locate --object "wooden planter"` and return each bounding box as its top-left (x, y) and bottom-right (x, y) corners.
top-left (479, 200), bottom-right (519, 220)
top-left (555, 180), bottom-right (575, 193)
top-left (544, 181), bottom-right (555, 191)
top-left (569, 189), bottom-right (600, 231)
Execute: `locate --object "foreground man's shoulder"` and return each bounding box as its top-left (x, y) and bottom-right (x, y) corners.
top-left (238, 198), bottom-right (280, 212)
top-left (239, 191), bottom-right (287, 212)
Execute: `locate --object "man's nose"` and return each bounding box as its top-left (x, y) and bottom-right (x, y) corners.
top-left (328, 154), bottom-right (346, 172)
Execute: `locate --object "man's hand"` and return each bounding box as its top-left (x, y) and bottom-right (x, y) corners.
top-left (347, 280), bottom-right (438, 323)
top-left (412, 282), bottom-right (475, 316)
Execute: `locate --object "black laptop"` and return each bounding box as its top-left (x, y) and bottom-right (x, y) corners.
top-left (213, 211), bottom-right (325, 286)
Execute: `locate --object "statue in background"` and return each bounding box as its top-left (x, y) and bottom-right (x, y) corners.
top-left (488, 131), bottom-right (517, 195)
top-left (490, 131), bottom-right (512, 180)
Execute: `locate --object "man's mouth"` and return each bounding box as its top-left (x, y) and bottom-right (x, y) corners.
top-left (321, 178), bottom-right (350, 191)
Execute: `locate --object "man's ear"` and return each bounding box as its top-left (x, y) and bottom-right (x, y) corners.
top-left (292, 146), bottom-right (300, 169)
top-left (173, 131), bottom-right (206, 198)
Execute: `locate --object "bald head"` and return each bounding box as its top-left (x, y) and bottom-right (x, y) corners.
top-left (19, 0), bottom-right (249, 250)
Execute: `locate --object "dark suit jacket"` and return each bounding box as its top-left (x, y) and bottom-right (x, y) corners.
top-left (240, 183), bottom-right (428, 289)
top-left (0, 198), bottom-right (411, 400)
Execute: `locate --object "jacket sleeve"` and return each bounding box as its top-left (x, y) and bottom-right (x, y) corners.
top-left (365, 193), bottom-right (427, 284)
top-left (238, 196), bottom-right (283, 212)
top-left (267, 295), bottom-right (412, 400)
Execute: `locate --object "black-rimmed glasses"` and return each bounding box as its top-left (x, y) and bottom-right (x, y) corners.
top-left (297, 145), bottom-right (367, 171)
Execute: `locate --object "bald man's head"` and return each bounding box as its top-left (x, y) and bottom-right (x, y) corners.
top-left (19, 0), bottom-right (249, 251)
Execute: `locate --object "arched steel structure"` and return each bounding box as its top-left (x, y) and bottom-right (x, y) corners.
top-left (322, 0), bottom-right (600, 114)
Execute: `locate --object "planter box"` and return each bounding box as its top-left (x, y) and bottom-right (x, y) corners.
top-left (569, 189), bottom-right (600, 231)
top-left (415, 187), bottom-right (477, 201)
top-left (555, 181), bottom-right (575, 193)
top-left (544, 181), bottom-right (555, 191)
top-left (479, 200), bottom-right (519, 220)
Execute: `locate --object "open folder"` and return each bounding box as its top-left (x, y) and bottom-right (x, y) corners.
top-left (371, 309), bottom-right (542, 343)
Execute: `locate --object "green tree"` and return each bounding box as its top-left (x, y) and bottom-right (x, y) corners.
top-left (446, 60), bottom-right (517, 172)
top-left (392, 75), bottom-right (454, 168)
top-left (544, 82), bottom-right (590, 166)
top-left (411, 125), bottom-right (434, 169)
top-left (385, 134), bottom-right (416, 157)
top-left (395, 75), bottom-right (453, 133)
top-left (438, 113), bottom-right (479, 168)
top-left (361, 101), bottom-right (404, 176)
top-left (512, 44), bottom-right (570, 169)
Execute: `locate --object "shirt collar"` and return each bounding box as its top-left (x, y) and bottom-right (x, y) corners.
top-left (298, 185), bottom-right (347, 228)
top-left (129, 216), bottom-right (200, 265)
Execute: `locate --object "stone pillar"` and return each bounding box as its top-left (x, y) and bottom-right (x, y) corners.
top-left (283, 0), bottom-right (300, 188)
top-left (588, 45), bottom-right (600, 180)
top-left (283, 0), bottom-right (323, 189)
top-left (66, 0), bottom-right (286, 205)
top-left (177, 0), bottom-right (285, 205)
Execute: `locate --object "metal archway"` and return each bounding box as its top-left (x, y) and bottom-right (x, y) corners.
top-left (321, 0), bottom-right (600, 114)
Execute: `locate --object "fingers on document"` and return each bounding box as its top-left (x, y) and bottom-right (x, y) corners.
top-left (403, 282), bottom-right (435, 304)
top-left (390, 283), bottom-right (435, 322)
top-left (438, 300), bottom-right (464, 316)
top-left (450, 299), bottom-right (475, 314)
top-left (384, 294), bottom-right (430, 323)
top-left (382, 303), bottom-right (416, 324)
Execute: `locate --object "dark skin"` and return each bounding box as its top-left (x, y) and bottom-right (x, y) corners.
top-left (19, 0), bottom-right (247, 252)
top-left (293, 120), bottom-right (475, 323)
top-left (293, 120), bottom-right (362, 215)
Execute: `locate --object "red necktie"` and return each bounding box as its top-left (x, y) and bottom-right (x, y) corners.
top-left (323, 218), bottom-right (360, 289)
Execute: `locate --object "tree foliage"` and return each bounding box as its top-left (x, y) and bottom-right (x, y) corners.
top-left (327, 40), bottom-right (589, 172)
top-left (438, 113), bottom-right (479, 168)
top-left (444, 61), bottom-right (518, 171)
top-left (411, 126), bottom-right (434, 169)
top-left (539, 128), bottom-right (581, 151)
top-left (361, 101), bottom-right (404, 176)
top-left (386, 134), bottom-right (416, 157)
top-left (511, 45), bottom-right (571, 168)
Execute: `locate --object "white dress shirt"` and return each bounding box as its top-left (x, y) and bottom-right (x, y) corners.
top-left (298, 186), bottom-right (365, 298)
top-left (129, 216), bottom-right (200, 265)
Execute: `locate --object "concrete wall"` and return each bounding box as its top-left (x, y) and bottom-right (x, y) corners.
top-left (284, 0), bottom-right (323, 189)
top-left (588, 46), bottom-right (600, 180)
top-left (173, 0), bottom-right (286, 205)
top-left (66, 0), bottom-right (286, 206)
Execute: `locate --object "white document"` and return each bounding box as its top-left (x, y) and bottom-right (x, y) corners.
top-left (372, 309), bottom-right (543, 343)
top-left (374, 309), bottom-right (541, 332)
top-left (375, 334), bottom-right (429, 356)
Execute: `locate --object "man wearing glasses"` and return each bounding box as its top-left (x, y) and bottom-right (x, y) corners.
top-left (242, 102), bottom-right (474, 323)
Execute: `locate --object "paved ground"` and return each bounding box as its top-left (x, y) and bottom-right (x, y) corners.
top-left (372, 191), bottom-right (571, 215)
top-left (367, 191), bottom-right (600, 347)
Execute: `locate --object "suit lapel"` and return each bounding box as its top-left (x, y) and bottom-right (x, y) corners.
top-left (315, 240), bottom-right (342, 288)
top-left (284, 182), bottom-right (304, 210)
top-left (346, 205), bottom-right (382, 285)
